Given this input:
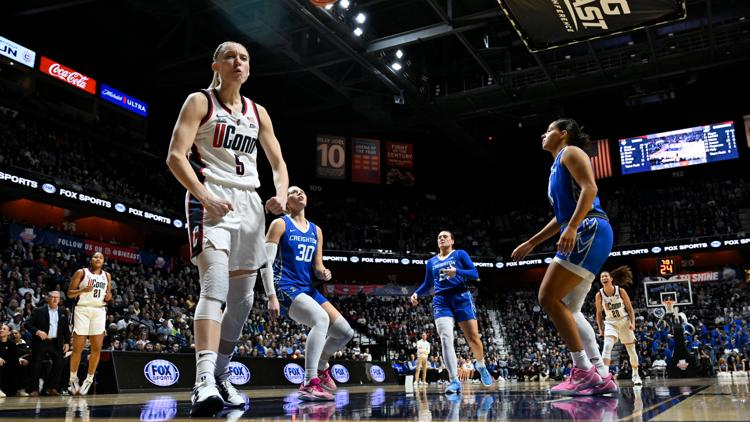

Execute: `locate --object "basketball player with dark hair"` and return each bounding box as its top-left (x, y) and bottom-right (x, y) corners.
top-left (410, 231), bottom-right (493, 394)
top-left (596, 266), bottom-right (642, 385)
top-left (67, 252), bottom-right (111, 396)
top-left (512, 119), bottom-right (617, 395)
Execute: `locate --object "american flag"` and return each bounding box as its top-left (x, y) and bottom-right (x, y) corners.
top-left (588, 139), bottom-right (612, 179)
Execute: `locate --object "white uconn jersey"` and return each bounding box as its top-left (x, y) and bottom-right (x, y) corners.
top-left (190, 89), bottom-right (261, 189)
top-left (600, 286), bottom-right (628, 321)
top-left (77, 268), bottom-right (108, 307)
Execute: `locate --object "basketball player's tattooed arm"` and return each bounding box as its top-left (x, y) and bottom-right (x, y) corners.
top-left (595, 292), bottom-right (604, 336)
top-left (166, 92), bottom-right (234, 218)
top-left (312, 226), bottom-right (332, 281)
top-left (255, 105), bottom-right (289, 215)
top-left (511, 217), bottom-right (559, 261)
top-left (67, 269), bottom-right (93, 298)
top-left (621, 289), bottom-right (636, 330)
top-left (558, 146), bottom-right (598, 255)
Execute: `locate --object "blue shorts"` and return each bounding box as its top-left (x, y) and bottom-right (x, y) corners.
top-left (433, 290), bottom-right (476, 323)
top-left (277, 284), bottom-right (328, 317)
top-left (554, 216), bottom-right (613, 280)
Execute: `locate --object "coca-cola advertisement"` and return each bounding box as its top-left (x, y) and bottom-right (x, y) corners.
top-left (39, 56), bottom-right (97, 94)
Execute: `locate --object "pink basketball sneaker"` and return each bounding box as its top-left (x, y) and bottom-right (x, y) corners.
top-left (298, 378), bottom-right (334, 401)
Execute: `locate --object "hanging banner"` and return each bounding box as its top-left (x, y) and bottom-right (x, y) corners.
top-left (316, 135), bottom-right (346, 180)
top-left (351, 138), bottom-right (381, 184)
top-left (84, 239), bottom-right (140, 264)
top-left (385, 142), bottom-right (415, 186)
top-left (497, 0), bottom-right (687, 51)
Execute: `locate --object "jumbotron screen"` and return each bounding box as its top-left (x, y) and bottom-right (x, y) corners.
top-left (618, 121), bottom-right (738, 175)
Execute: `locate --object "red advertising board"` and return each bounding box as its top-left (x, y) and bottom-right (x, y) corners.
top-left (84, 239), bottom-right (140, 264)
top-left (39, 56), bottom-right (97, 94)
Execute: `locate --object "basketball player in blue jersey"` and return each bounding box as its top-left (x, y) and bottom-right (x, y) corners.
top-left (167, 41), bottom-right (289, 416)
top-left (512, 119), bottom-right (616, 395)
top-left (410, 231), bottom-right (493, 394)
top-left (261, 186), bottom-right (354, 401)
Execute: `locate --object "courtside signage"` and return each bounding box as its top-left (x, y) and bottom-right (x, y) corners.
top-left (228, 362), bottom-right (252, 385)
top-left (0, 35), bottom-right (36, 68)
top-left (39, 56), bottom-right (96, 94)
top-left (144, 359), bottom-right (180, 386)
top-left (100, 83), bottom-right (148, 117)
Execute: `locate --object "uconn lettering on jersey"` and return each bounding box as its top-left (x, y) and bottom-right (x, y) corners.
top-left (606, 302), bottom-right (623, 311)
top-left (211, 119), bottom-right (258, 154)
top-left (289, 234), bottom-right (317, 245)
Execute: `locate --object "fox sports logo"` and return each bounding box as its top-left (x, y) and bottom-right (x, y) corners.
top-left (331, 364), bottom-right (350, 383)
top-left (369, 365), bottom-right (385, 383)
top-left (283, 363), bottom-right (305, 384)
top-left (228, 362), bottom-right (251, 385)
top-left (140, 396), bottom-right (177, 422)
top-left (42, 183), bottom-right (56, 194)
top-left (144, 359), bottom-right (180, 386)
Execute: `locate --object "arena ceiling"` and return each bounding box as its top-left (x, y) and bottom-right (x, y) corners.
top-left (4, 0), bottom-right (750, 146)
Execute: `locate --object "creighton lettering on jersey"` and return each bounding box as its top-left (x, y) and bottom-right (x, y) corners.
top-left (189, 88), bottom-right (261, 189)
top-left (548, 146), bottom-right (607, 227)
top-left (275, 215), bottom-right (318, 288)
top-left (415, 250), bottom-right (479, 296)
top-left (77, 268), bottom-right (108, 307)
top-left (600, 286), bottom-right (628, 321)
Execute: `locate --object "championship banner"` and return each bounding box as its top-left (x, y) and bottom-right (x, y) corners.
top-left (497, 0), bottom-right (687, 51)
top-left (0, 35), bottom-right (36, 68)
top-left (39, 56), bottom-right (97, 94)
top-left (351, 138), bottom-right (381, 184)
top-left (385, 142), bottom-right (415, 187)
top-left (316, 135), bottom-right (346, 180)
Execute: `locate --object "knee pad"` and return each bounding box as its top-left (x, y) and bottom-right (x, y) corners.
top-left (435, 317), bottom-right (455, 344)
top-left (562, 276), bottom-right (594, 312)
top-left (197, 248), bottom-right (229, 301)
top-left (289, 294), bottom-right (330, 329)
top-left (194, 297), bottom-right (224, 323)
top-left (329, 316), bottom-right (354, 341)
top-left (602, 336), bottom-right (615, 360)
top-left (219, 273), bottom-right (257, 351)
top-left (625, 343), bottom-right (639, 367)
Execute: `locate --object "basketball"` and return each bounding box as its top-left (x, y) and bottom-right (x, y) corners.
top-left (310, 0), bottom-right (337, 7)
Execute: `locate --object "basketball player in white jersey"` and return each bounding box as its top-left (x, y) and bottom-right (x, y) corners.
top-left (595, 266), bottom-right (642, 385)
top-left (67, 252), bottom-right (111, 395)
top-left (166, 41), bottom-right (289, 416)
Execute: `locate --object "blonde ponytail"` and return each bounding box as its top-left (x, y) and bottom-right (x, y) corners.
top-left (208, 71), bottom-right (221, 89)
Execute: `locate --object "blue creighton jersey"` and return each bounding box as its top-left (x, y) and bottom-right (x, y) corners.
top-left (275, 215), bottom-right (318, 288)
top-left (548, 146), bottom-right (606, 227)
top-left (415, 250), bottom-right (479, 296)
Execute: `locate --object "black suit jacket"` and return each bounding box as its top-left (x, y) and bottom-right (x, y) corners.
top-left (26, 305), bottom-right (70, 349)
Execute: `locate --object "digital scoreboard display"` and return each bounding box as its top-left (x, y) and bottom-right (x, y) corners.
top-left (657, 258), bottom-right (676, 278)
top-left (619, 121), bottom-right (738, 175)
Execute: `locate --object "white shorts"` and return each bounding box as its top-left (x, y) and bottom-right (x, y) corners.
top-left (186, 182), bottom-right (266, 271)
top-left (604, 318), bottom-right (636, 344)
top-left (73, 307), bottom-right (106, 336)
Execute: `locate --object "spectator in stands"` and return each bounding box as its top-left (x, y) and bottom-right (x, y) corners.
top-left (0, 323), bottom-right (29, 397)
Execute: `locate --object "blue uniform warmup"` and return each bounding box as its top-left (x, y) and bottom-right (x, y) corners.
top-left (274, 215), bottom-right (328, 315)
top-left (548, 146), bottom-right (613, 279)
top-left (414, 249), bottom-right (479, 323)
